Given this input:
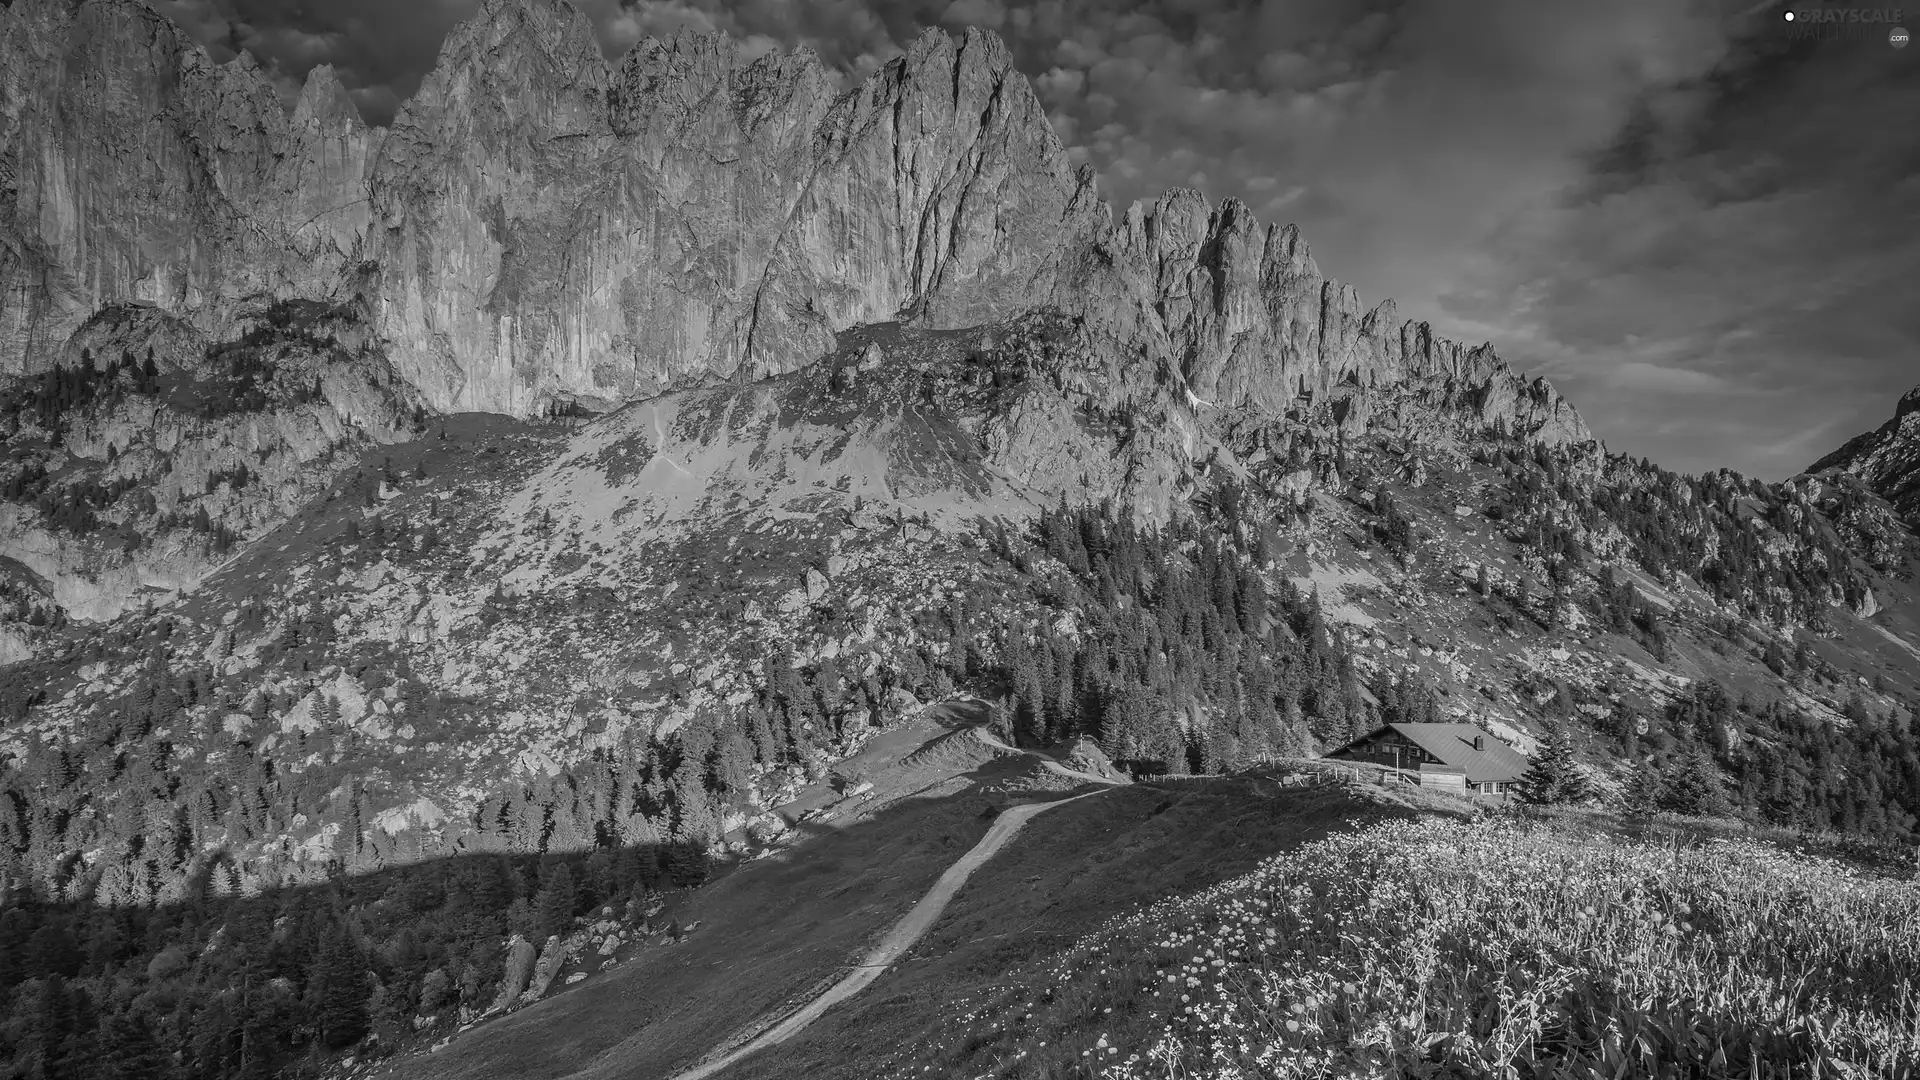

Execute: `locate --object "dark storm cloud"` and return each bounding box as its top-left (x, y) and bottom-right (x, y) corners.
top-left (149, 0), bottom-right (1918, 478)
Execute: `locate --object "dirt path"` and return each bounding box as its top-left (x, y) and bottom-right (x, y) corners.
top-left (667, 788), bottom-right (1109, 1080)
top-left (972, 725), bottom-right (1128, 787)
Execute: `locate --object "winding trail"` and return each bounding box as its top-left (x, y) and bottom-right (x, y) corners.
top-left (669, 780), bottom-right (1113, 1080)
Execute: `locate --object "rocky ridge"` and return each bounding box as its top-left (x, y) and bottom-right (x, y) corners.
top-left (1809, 385), bottom-right (1920, 532)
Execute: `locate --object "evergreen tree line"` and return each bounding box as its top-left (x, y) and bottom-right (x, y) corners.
top-left (0, 621), bottom-right (928, 1077)
top-left (982, 496), bottom-right (1385, 773)
top-left (0, 349), bottom-right (159, 437)
top-left (1628, 679), bottom-right (1920, 837)
top-left (190, 340), bottom-right (325, 421)
top-left (1, 462), bottom-right (141, 540)
top-left (0, 844), bottom-right (695, 1080)
top-left (1586, 564), bottom-right (1672, 660)
top-left (1530, 678), bottom-right (1920, 836)
top-left (1484, 441), bottom-right (1873, 629)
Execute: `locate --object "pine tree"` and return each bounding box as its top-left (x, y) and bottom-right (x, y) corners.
top-left (1004, 631), bottom-right (1043, 746)
top-left (97, 1010), bottom-right (170, 1080)
top-left (1645, 612), bottom-right (1671, 662)
top-left (709, 729), bottom-right (755, 796)
top-left (1518, 725), bottom-right (1591, 805)
top-left (533, 863), bottom-right (576, 943)
top-left (16, 973), bottom-right (75, 1078)
top-left (310, 927), bottom-right (371, 1049)
top-left (1660, 752), bottom-right (1733, 818)
top-left (26, 922), bottom-right (83, 978)
top-left (670, 767), bottom-right (716, 847)
top-left (948, 593), bottom-right (972, 676)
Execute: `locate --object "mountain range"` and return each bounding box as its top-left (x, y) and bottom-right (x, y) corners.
top-left (0, 1), bottom-right (1918, 1077)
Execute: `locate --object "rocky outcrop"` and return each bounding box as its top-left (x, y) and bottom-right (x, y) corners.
top-left (487, 934), bottom-right (539, 1015)
top-left (2, 0), bottom-right (1585, 447)
top-left (1, 303), bottom-right (423, 622)
top-left (520, 934), bottom-right (566, 1003)
top-left (1808, 386), bottom-right (1920, 531)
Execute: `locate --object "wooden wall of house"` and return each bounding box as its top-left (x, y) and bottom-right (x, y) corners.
top-left (1333, 734), bottom-right (1431, 770)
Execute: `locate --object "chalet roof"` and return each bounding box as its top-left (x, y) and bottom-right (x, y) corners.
top-left (1335, 723), bottom-right (1529, 785)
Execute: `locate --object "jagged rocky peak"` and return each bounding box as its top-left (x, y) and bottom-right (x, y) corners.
top-left (1808, 383), bottom-right (1920, 530)
top-left (277, 64), bottom-right (382, 264)
top-left (291, 63), bottom-right (364, 129)
top-left (789, 24), bottom-right (1091, 333)
top-left (608, 29), bottom-right (833, 144)
top-left (394, 0), bottom-right (611, 141)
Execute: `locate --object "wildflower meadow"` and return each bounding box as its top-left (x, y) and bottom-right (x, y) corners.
top-left (922, 816), bottom-right (1920, 1079)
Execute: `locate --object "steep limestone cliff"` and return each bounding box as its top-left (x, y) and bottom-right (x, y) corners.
top-left (361, 9), bottom-right (1096, 414)
top-left (1, 0), bottom-right (1587, 447)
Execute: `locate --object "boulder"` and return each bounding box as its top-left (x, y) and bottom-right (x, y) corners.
top-left (486, 935), bottom-right (538, 1015)
top-left (520, 935), bottom-right (566, 1004)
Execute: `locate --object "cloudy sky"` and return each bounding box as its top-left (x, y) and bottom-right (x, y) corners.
top-left (152, 0), bottom-right (1918, 480)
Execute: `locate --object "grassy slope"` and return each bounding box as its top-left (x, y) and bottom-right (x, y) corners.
top-left (704, 779), bottom-right (1460, 1080)
top-left (360, 747), bottom-right (1453, 1080)
top-left (371, 765), bottom-right (1018, 1080)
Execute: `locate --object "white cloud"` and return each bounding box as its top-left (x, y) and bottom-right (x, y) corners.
top-left (1034, 66), bottom-right (1085, 99)
top-left (941, 0), bottom-right (1006, 30)
top-left (1603, 362), bottom-right (1734, 394)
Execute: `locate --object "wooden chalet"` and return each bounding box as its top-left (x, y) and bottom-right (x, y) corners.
top-left (1326, 723), bottom-right (1528, 795)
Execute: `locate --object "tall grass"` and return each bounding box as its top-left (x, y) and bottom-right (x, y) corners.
top-left (918, 817), bottom-right (1920, 1079)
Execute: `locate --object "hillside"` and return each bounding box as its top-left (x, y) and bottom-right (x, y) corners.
top-left (0, 1), bottom-right (1917, 1078)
